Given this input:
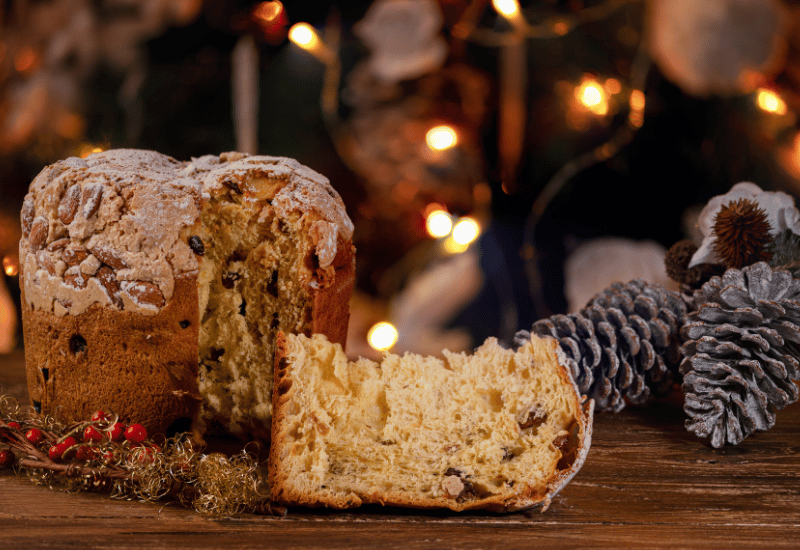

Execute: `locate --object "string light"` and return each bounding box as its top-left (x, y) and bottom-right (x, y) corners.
top-left (426, 209), bottom-right (453, 238)
top-left (451, 218), bottom-right (480, 245)
top-left (628, 89), bottom-right (645, 128)
top-left (604, 78), bottom-right (622, 95)
top-left (252, 1), bottom-right (283, 23)
top-left (288, 23), bottom-right (334, 64)
top-left (3, 257), bottom-right (18, 277)
top-left (492, 0), bottom-right (520, 17)
top-left (425, 125), bottom-right (458, 151)
top-left (78, 144), bottom-right (104, 158)
top-left (464, 0), bottom-right (631, 45)
top-left (251, 1), bottom-right (286, 42)
top-left (492, 0), bottom-right (527, 32)
top-left (755, 88), bottom-right (787, 116)
top-left (368, 322), bottom-right (398, 351)
top-left (576, 79), bottom-right (609, 115)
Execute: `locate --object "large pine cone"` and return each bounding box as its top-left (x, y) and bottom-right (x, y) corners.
top-left (680, 262), bottom-right (800, 447)
top-left (525, 280), bottom-right (687, 412)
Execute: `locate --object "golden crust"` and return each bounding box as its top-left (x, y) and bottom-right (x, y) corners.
top-left (22, 273), bottom-right (201, 436)
top-left (310, 237), bottom-right (355, 349)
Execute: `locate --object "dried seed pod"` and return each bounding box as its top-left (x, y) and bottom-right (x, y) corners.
top-left (713, 197), bottom-right (773, 269)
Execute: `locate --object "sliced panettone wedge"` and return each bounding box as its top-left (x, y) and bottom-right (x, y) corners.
top-left (269, 332), bottom-right (593, 512)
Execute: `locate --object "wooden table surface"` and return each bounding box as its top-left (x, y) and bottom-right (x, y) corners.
top-left (1, 348), bottom-right (799, 549)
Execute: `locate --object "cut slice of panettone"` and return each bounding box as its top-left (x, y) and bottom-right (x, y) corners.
top-left (269, 332), bottom-right (593, 512)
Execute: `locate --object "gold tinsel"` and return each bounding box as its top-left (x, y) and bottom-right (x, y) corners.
top-left (713, 198), bottom-right (773, 268)
top-left (0, 396), bottom-right (282, 518)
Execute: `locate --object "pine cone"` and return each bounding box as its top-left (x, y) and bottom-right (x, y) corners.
top-left (680, 262), bottom-right (800, 447)
top-left (524, 280), bottom-right (687, 412)
top-left (767, 229), bottom-right (800, 278)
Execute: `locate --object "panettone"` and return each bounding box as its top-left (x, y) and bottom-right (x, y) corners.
top-left (19, 149), bottom-right (355, 440)
top-left (269, 332), bottom-right (593, 512)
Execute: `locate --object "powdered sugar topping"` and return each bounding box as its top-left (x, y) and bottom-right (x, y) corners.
top-left (20, 149), bottom-right (353, 316)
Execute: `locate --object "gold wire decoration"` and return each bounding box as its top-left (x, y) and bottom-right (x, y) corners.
top-left (0, 396), bottom-right (283, 518)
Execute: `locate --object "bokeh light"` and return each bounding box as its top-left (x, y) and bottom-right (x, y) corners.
top-left (629, 89), bottom-right (645, 127)
top-left (604, 78), bottom-right (621, 95)
top-left (288, 23), bottom-right (317, 49)
top-left (252, 1), bottom-right (283, 23)
top-left (3, 256), bottom-right (18, 277)
top-left (426, 209), bottom-right (453, 238)
top-left (576, 79), bottom-right (608, 115)
top-left (425, 125), bottom-right (458, 151)
top-left (452, 217), bottom-right (480, 245)
top-left (492, 0), bottom-right (520, 17)
top-left (368, 322), bottom-right (399, 351)
top-left (756, 89), bottom-right (787, 115)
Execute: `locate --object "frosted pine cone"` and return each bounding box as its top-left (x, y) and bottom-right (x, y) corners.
top-left (680, 262), bottom-right (800, 447)
top-left (524, 280), bottom-right (687, 412)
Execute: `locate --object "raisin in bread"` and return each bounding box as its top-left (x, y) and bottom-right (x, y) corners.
top-left (19, 149), bottom-right (355, 440)
top-left (269, 332), bottom-right (593, 512)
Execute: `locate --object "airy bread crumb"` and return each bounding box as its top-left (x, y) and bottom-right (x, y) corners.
top-left (269, 332), bottom-right (593, 512)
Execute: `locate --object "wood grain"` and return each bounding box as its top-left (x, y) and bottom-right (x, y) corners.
top-left (1, 350), bottom-right (799, 549)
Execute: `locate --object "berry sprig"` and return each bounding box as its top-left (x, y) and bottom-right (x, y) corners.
top-left (0, 409), bottom-right (147, 485)
top-left (0, 396), bottom-right (284, 517)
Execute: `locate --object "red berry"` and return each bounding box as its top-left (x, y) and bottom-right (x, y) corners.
top-left (55, 436), bottom-right (78, 460)
top-left (48, 445), bottom-right (61, 461)
top-left (0, 449), bottom-right (15, 469)
top-left (75, 445), bottom-right (96, 461)
top-left (7, 422), bottom-right (21, 430)
top-left (25, 428), bottom-right (43, 445)
top-left (83, 426), bottom-right (102, 443)
top-left (109, 423), bottom-right (125, 442)
top-left (124, 424), bottom-right (147, 444)
top-left (91, 411), bottom-right (109, 422)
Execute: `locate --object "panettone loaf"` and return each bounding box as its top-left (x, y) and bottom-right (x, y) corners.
top-left (269, 332), bottom-right (593, 512)
top-left (19, 149), bottom-right (355, 440)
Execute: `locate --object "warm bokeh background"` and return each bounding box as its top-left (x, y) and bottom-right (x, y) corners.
top-left (2, 0), bottom-right (800, 358)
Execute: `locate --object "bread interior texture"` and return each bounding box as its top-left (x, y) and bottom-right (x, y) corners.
top-left (195, 178), bottom-right (314, 440)
top-left (272, 333), bottom-right (588, 511)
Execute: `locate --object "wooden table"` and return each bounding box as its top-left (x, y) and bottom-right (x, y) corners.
top-left (1, 349), bottom-right (798, 549)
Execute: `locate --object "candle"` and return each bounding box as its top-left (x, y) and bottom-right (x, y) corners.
top-left (232, 35), bottom-right (259, 155)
